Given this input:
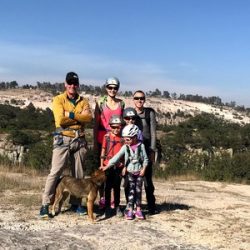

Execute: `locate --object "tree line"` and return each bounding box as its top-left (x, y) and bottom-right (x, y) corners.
top-left (0, 80), bottom-right (248, 111)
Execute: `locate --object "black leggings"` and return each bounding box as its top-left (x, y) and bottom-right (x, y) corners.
top-left (105, 167), bottom-right (122, 208)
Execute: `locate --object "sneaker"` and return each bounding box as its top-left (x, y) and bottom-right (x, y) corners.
top-left (116, 206), bottom-right (123, 218)
top-left (76, 205), bottom-right (87, 216)
top-left (135, 210), bottom-right (144, 220)
top-left (40, 205), bottom-right (49, 218)
top-left (125, 210), bottom-right (134, 220)
top-left (99, 197), bottom-right (105, 210)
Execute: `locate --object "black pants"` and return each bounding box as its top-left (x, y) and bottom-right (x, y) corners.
top-left (105, 167), bottom-right (122, 209)
top-left (144, 161), bottom-right (156, 212)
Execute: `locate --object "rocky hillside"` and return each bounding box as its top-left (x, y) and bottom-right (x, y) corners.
top-left (0, 89), bottom-right (250, 125)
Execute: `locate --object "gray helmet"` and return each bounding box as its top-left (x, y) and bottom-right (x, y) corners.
top-left (109, 115), bottom-right (122, 125)
top-left (123, 107), bottom-right (136, 118)
top-left (105, 77), bottom-right (120, 89)
top-left (122, 124), bottom-right (139, 137)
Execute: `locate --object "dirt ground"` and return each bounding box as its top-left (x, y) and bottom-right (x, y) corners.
top-left (0, 173), bottom-right (249, 250)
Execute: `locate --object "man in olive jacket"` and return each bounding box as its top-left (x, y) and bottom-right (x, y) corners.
top-left (40, 72), bottom-right (92, 218)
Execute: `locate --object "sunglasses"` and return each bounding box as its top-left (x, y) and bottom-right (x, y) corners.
top-left (107, 86), bottom-right (118, 91)
top-left (110, 125), bottom-right (121, 129)
top-left (134, 96), bottom-right (145, 101)
top-left (124, 116), bottom-right (135, 121)
top-left (67, 81), bottom-right (79, 86)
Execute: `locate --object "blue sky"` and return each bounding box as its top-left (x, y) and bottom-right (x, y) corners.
top-left (1, 0), bottom-right (250, 106)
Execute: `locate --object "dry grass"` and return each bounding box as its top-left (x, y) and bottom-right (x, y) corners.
top-left (6, 193), bottom-right (41, 208)
top-left (0, 165), bottom-right (44, 208)
top-left (0, 164), bottom-right (47, 175)
top-left (155, 173), bottom-right (200, 182)
top-left (0, 165), bottom-right (44, 192)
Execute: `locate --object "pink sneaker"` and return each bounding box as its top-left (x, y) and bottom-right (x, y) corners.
top-left (135, 210), bottom-right (144, 220)
top-left (125, 210), bottom-right (134, 220)
top-left (99, 197), bottom-right (105, 209)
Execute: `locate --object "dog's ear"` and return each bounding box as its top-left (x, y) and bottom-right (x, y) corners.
top-left (91, 170), bottom-right (98, 177)
top-left (91, 169), bottom-right (105, 178)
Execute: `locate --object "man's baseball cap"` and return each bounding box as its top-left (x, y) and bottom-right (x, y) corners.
top-left (65, 72), bottom-right (79, 85)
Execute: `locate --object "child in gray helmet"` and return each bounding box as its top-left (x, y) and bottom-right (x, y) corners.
top-left (100, 114), bottom-right (124, 218)
top-left (123, 107), bottom-right (143, 141)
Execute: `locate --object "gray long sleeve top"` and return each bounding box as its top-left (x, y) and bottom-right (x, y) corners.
top-left (136, 108), bottom-right (157, 152)
top-left (107, 143), bottom-right (149, 173)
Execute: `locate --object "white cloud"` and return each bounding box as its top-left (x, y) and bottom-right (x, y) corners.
top-left (0, 41), bottom-right (249, 107)
top-left (0, 41), bottom-right (171, 86)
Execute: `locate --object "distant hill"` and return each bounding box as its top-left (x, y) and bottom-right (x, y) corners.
top-left (0, 89), bottom-right (250, 125)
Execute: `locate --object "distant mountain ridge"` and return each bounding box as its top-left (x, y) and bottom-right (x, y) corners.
top-left (0, 89), bottom-right (250, 125)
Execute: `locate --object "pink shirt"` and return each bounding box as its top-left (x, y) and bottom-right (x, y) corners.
top-left (97, 102), bottom-right (123, 144)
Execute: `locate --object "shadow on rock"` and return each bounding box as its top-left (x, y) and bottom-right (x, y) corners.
top-left (158, 202), bottom-right (191, 212)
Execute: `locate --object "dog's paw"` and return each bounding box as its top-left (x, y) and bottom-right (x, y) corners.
top-left (91, 219), bottom-right (96, 223)
top-left (88, 215), bottom-right (96, 223)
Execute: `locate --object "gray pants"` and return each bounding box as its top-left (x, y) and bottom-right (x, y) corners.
top-left (42, 135), bottom-right (87, 205)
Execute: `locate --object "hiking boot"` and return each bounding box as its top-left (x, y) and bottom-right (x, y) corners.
top-left (135, 210), bottom-right (144, 220)
top-left (116, 206), bottom-right (123, 217)
top-left (40, 205), bottom-right (49, 218)
top-left (125, 210), bottom-right (134, 220)
top-left (76, 205), bottom-right (87, 216)
top-left (148, 207), bottom-right (159, 215)
top-left (104, 207), bottom-right (113, 218)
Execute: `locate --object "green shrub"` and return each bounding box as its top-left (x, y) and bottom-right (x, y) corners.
top-left (84, 149), bottom-right (100, 175)
top-left (23, 138), bottom-right (52, 171)
top-left (231, 152), bottom-right (250, 183)
top-left (202, 155), bottom-right (233, 182)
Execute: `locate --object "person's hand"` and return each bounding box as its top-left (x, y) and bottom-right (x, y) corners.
top-left (99, 166), bottom-right (107, 171)
top-left (139, 168), bottom-right (146, 176)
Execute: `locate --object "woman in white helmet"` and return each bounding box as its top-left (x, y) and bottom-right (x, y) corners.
top-left (101, 124), bottom-right (149, 220)
top-left (94, 77), bottom-right (125, 152)
top-left (94, 77), bottom-right (125, 210)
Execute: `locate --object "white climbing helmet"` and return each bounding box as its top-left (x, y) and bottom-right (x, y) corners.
top-left (122, 124), bottom-right (139, 137)
top-left (105, 77), bottom-right (120, 89)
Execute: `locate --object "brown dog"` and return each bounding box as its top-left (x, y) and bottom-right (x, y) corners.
top-left (51, 169), bottom-right (106, 221)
